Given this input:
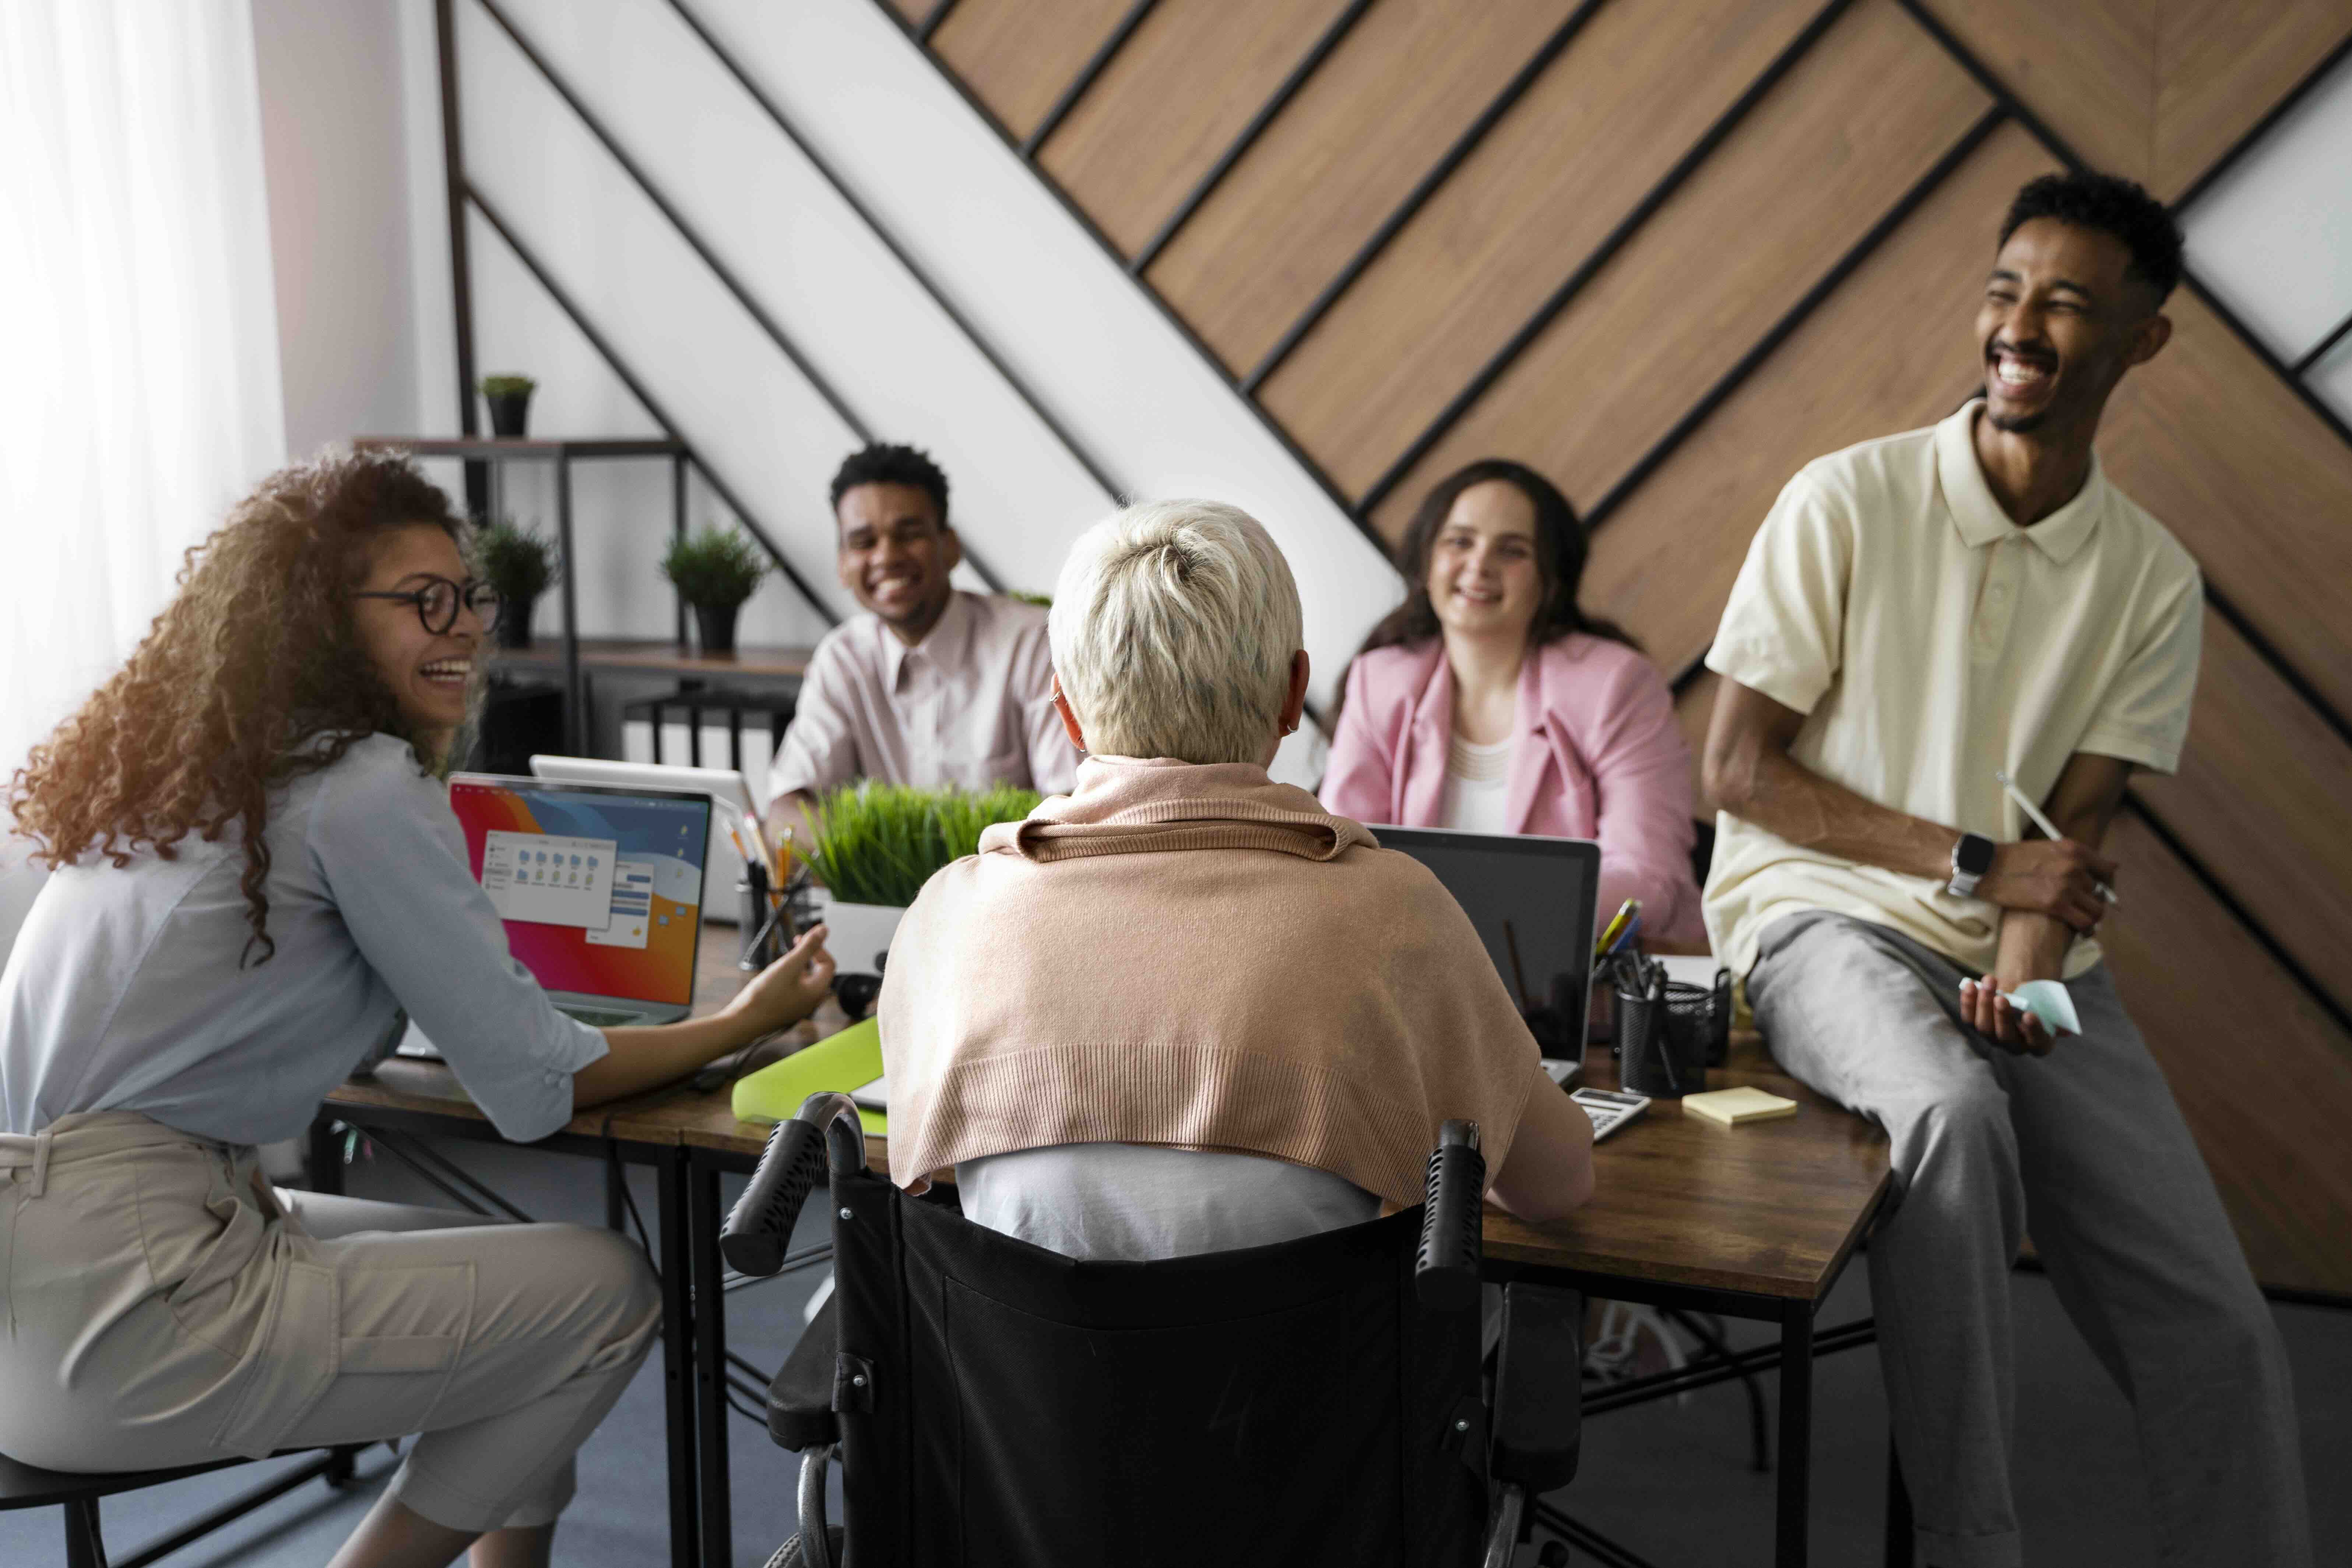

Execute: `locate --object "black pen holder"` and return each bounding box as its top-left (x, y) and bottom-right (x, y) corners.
top-left (1615, 963), bottom-right (1727, 1098)
top-left (738, 863), bottom-right (781, 970)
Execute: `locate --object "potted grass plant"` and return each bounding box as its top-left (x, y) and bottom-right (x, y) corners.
top-left (474, 517), bottom-right (559, 649)
top-left (480, 374), bottom-right (536, 437)
top-left (802, 783), bottom-right (1041, 971)
top-left (660, 527), bottom-right (769, 655)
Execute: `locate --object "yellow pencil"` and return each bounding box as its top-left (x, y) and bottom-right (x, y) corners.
top-left (1593, 899), bottom-right (1638, 961)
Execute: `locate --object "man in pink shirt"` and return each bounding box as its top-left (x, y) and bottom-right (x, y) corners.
top-left (767, 445), bottom-right (1079, 846)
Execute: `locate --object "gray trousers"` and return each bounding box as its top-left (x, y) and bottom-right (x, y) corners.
top-left (1745, 913), bottom-right (2308, 1568)
top-left (0, 1112), bottom-right (661, 1534)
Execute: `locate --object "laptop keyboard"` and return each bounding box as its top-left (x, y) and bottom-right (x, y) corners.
top-left (559, 1006), bottom-right (640, 1028)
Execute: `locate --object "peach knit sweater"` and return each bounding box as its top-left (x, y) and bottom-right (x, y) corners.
top-left (875, 756), bottom-right (1544, 1207)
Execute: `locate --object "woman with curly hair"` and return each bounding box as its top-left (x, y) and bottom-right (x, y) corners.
top-left (0, 451), bottom-right (835, 1568)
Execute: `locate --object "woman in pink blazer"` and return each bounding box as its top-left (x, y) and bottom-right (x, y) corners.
top-left (1321, 459), bottom-right (1706, 949)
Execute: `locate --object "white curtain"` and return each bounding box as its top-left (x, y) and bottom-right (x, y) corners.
top-left (0, 0), bottom-right (287, 793)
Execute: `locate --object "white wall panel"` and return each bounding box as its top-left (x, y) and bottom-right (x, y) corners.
top-left (2183, 54), bottom-right (2352, 366)
top-left (491, 0), bottom-right (1115, 602)
top-left (679, 0), bottom-right (1407, 721)
top-left (458, 0), bottom-right (845, 646)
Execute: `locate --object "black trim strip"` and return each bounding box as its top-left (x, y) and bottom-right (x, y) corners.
top-left (917, 0), bottom-right (960, 44)
top-left (1128, 0), bottom-right (1378, 275)
top-left (467, 187), bottom-right (841, 623)
top-left (2293, 302), bottom-right (2352, 377)
top-left (2170, 25), bottom-right (2352, 214)
top-left (666, 0), bottom-right (1128, 504)
top-left (2125, 793), bottom-right (2352, 1036)
top-left (435, 0), bottom-right (487, 519)
top-left (1022, 0), bottom-right (1161, 158)
top-left (869, 0), bottom-right (1396, 560)
top-left (1241, 0), bottom-right (1611, 395)
top-left (1352, 0), bottom-right (1854, 518)
top-left (1581, 106), bottom-right (2008, 539)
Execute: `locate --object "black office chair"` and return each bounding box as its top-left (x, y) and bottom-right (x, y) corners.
top-left (722, 1093), bottom-right (1584, 1568)
top-left (0, 1444), bottom-right (368, 1568)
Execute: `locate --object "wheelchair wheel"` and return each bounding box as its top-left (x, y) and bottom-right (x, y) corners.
top-left (763, 1526), bottom-right (847, 1568)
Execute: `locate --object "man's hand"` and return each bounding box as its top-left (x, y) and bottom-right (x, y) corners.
top-left (1958, 975), bottom-right (2056, 1056)
top-left (1975, 837), bottom-right (2116, 933)
top-left (1959, 909), bottom-right (2077, 1057)
top-left (724, 923), bottom-right (836, 1038)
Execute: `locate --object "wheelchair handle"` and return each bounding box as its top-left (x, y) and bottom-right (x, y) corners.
top-left (1414, 1119), bottom-right (1485, 1311)
top-left (720, 1092), bottom-right (869, 1276)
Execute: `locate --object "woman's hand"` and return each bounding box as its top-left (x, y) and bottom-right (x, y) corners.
top-left (723, 923), bottom-right (836, 1039)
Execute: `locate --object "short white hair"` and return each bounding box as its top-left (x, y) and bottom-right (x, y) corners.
top-left (1050, 499), bottom-right (1303, 764)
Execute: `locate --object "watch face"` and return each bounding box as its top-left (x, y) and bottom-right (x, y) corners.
top-left (1957, 833), bottom-right (1997, 876)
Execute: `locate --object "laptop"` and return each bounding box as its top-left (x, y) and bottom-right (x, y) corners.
top-left (1372, 826), bottom-right (1602, 1060)
top-left (529, 755), bottom-right (763, 926)
top-left (440, 773), bottom-right (714, 1030)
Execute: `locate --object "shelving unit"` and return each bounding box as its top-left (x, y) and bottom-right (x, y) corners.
top-left (355, 436), bottom-right (688, 752)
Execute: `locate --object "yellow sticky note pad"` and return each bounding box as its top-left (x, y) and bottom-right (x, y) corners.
top-left (1682, 1086), bottom-right (1798, 1127)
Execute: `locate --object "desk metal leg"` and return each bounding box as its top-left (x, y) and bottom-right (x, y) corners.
top-left (658, 1155), bottom-right (701, 1568)
top-left (1776, 1303), bottom-right (1814, 1566)
top-left (309, 1117), bottom-right (345, 1198)
top-left (692, 1158), bottom-right (733, 1568)
top-left (1884, 1431), bottom-right (1914, 1568)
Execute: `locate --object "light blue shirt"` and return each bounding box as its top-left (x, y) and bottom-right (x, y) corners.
top-left (0, 734), bottom-right (607, 1144)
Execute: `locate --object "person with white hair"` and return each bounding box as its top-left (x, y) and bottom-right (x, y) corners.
top-left (877, 499), bottom-right (1595, 1260)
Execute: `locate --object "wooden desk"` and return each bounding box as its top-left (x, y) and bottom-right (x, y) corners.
top-left (324, 941), bottom-right (1890, 1568)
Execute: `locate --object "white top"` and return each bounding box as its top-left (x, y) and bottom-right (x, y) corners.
top-left (0, 735), bottom-right (608, 1145)
top-left (769, 591), bottom-right (1080, 801)
top-left (1437, 734), bottom-right (1513, 834)
top-left (1703, 400), bottom-right (2202, 980)
top-left (957, 1142), bottom-right (1381, 1261)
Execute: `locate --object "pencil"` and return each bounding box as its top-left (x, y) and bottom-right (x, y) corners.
top-left (1993, 770), bottom-right (2118, 905)
top-left (1593, 899), bottom-right (1638, 961)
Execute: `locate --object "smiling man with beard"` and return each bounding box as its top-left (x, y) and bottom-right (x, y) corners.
top-left (1696, 173), bottom-right (2309, 1567)
top-left (767, 444), bottom-right (1079, 845)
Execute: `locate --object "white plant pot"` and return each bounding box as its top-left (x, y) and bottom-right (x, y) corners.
top-left (819, 898), bottom-right (906, 975)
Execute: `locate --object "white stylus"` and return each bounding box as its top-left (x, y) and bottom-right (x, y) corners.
top-left (1993, 769), bottom-right (2119, 905)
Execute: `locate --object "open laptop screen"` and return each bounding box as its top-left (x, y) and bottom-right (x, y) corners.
top-left (448, 774), bottom-right (710, 1008)
top-left (1372, 826), bottom-right (1600, 1058)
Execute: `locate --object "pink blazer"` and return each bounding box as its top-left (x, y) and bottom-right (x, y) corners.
top-left (1320, 636), bottom-right (1706, 949)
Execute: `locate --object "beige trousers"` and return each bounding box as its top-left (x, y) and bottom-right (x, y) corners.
top-left (0, 1112), bottom-right (660, 1533)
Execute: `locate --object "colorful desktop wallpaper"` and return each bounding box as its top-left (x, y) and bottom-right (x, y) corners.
top-left (449, 778), bottom-right (709, 1006)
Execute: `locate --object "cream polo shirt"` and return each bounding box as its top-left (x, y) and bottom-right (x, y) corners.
top-left (1702, 400), bottom-right (2202, 981)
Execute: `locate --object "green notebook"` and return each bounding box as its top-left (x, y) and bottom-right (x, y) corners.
top-left (731, 1016), bottom-right (886, 1134)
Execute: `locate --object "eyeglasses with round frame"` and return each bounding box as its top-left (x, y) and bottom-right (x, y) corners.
top-left (350, 576), bottom-right (501, 636)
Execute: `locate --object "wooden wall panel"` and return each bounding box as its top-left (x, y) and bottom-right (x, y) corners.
top-left (1041, 0), bottom-right (1346, 256)
top-left (2099, 811), bottom-right (2352, 1297)
top-left (886, 0), bottom-right (927, 24)
top-left (1145, 0), bottom-right (1583, 376)
top-left (2098, 292), bottom-right (2352, 721)
top-left (931, 0), bottom-right (1132, 143)
top-left (1565, 127), bottom-right (2061, 669)
top-left (1917, 0), bottom-right (2155, 182)
top-left (1353, 0), bottom-right (1991, 539)
top-left (2133, 612), bottom-right (2352, 1017)
top-left (1257, 0), bottom-right (1821, 496)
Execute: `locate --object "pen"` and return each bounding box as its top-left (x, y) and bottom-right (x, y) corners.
top-left (1993, 769), bottom-right (2118, 905)
top-left (1594, 899), bottom-right (1638, 960)
top-left (1605, 911), bottom-right (1642, 959)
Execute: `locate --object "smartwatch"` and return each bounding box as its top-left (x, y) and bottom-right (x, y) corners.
top-left (1947, 831), bottom-right (1996, 899)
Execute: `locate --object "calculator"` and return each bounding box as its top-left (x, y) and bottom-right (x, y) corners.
top-left (1571, 1087), bottom-right (1650, 1142)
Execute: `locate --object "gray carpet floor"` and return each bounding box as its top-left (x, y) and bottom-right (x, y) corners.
top-left (4, 1131), bottom-right (2341, 1567)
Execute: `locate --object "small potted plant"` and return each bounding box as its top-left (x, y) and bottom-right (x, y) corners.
top-left (474, 517), bottom-right (559, 649)
top-left (659, 527), bottom-right (769, 654)
top-left (802, 783), bottom-right (1041, 971)
top-left (480, 373), bottom-right (536, 438)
